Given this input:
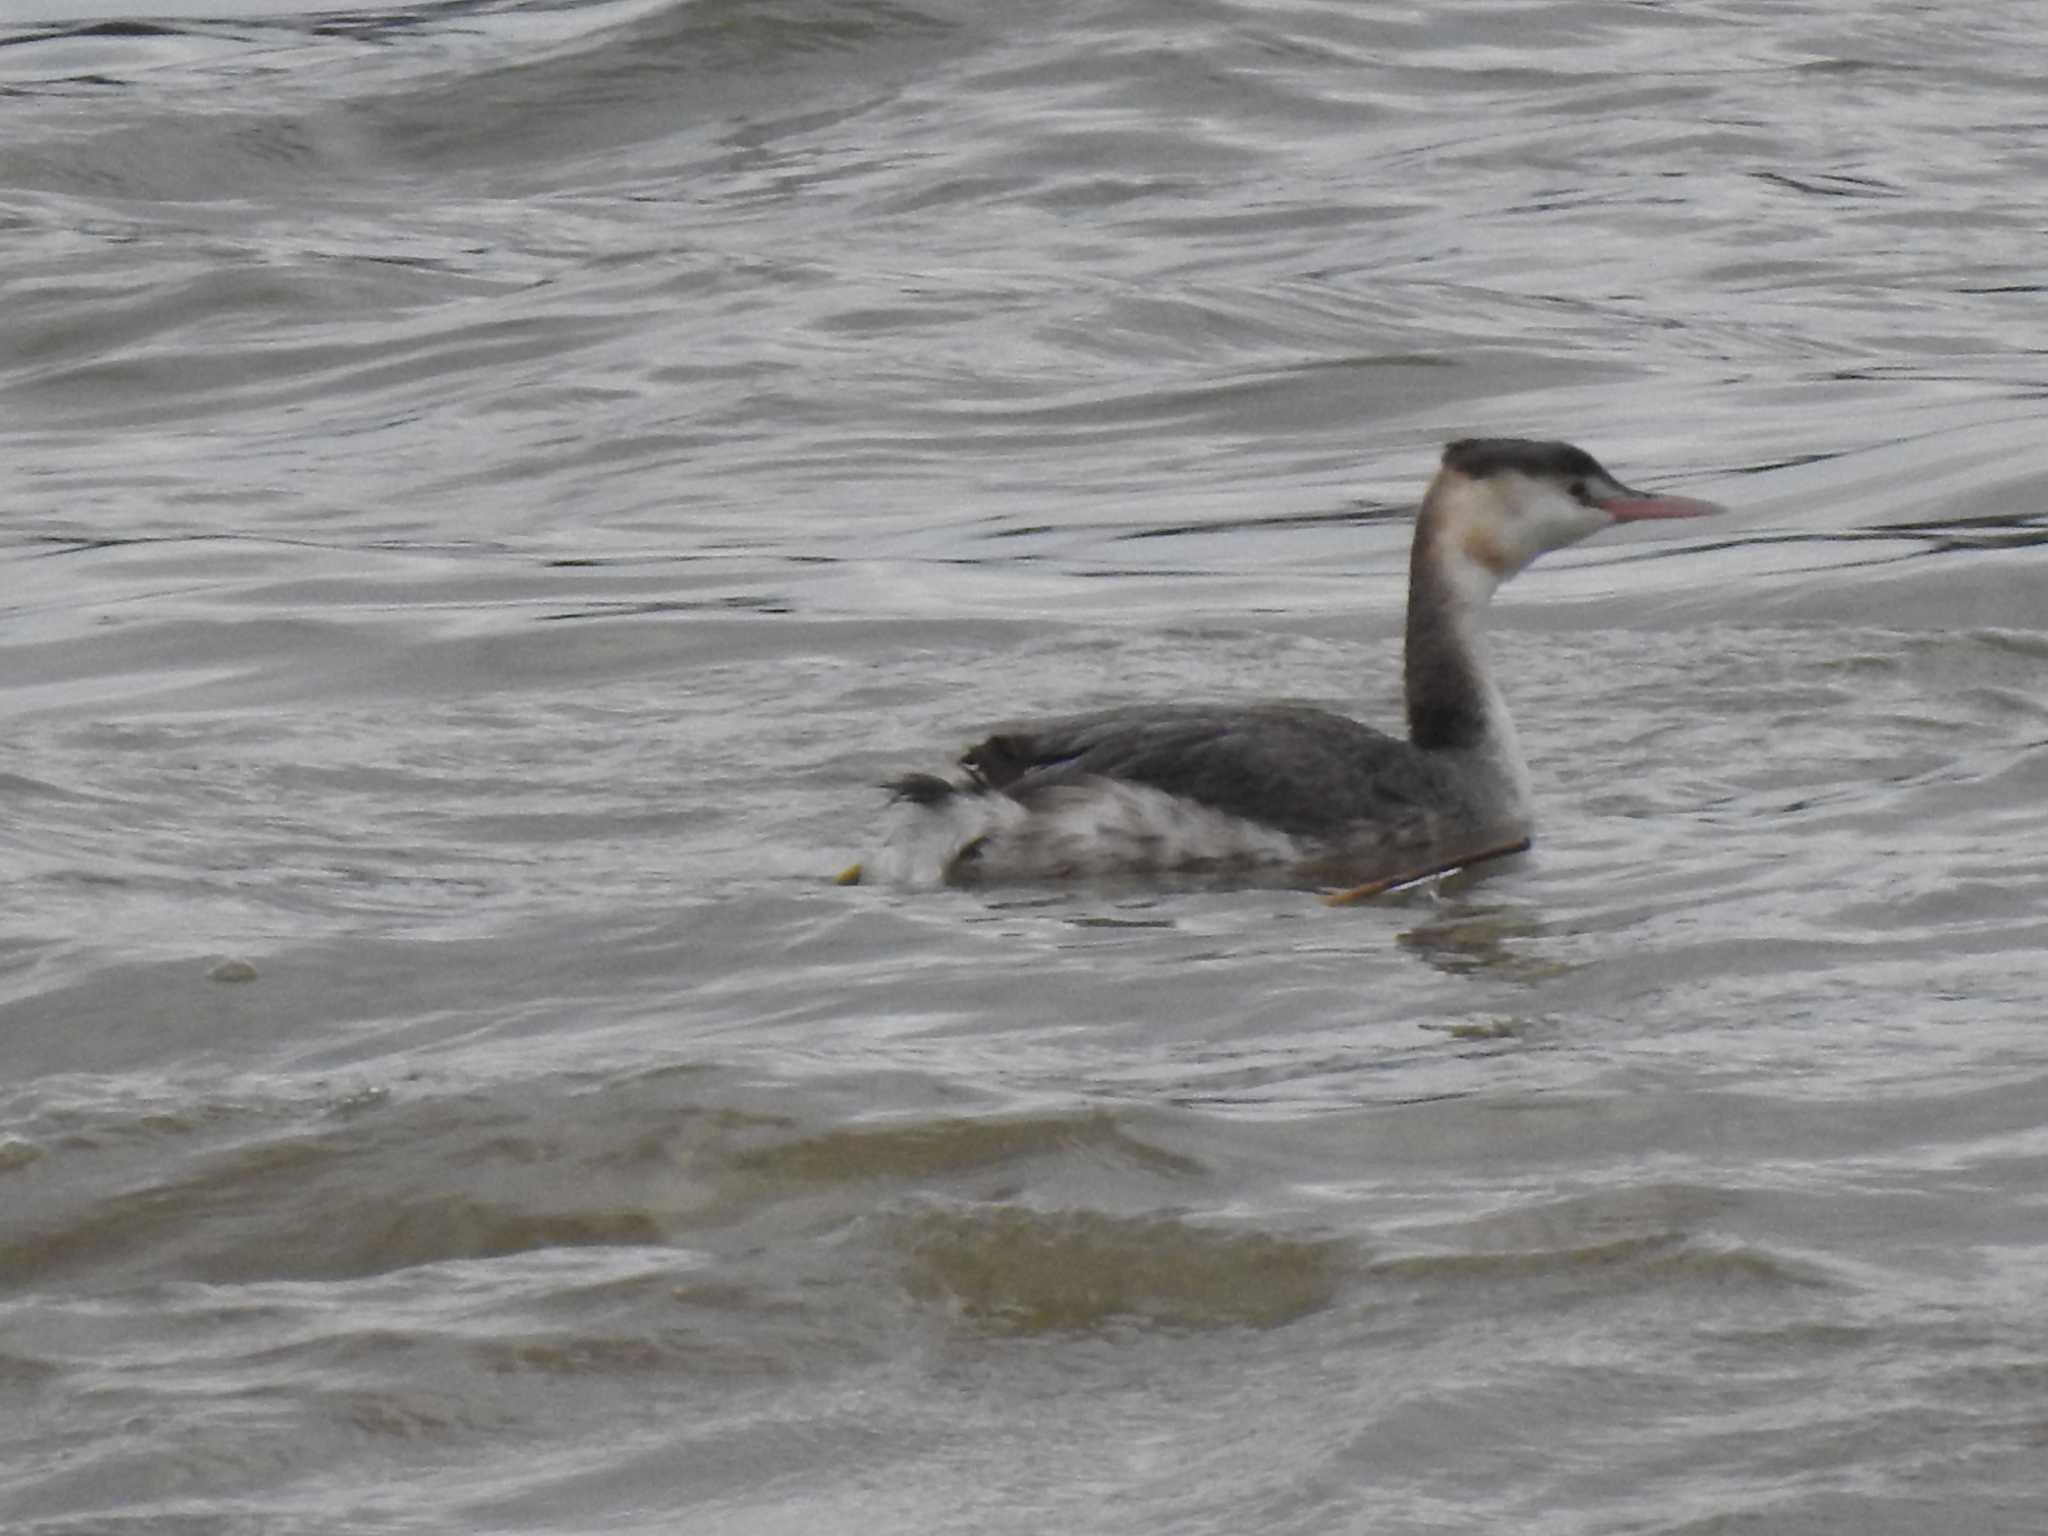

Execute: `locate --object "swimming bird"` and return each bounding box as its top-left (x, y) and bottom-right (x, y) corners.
top-left (850, 438), bottom-right (1721, 893)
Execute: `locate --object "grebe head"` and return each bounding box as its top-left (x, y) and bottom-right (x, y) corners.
top-left (1423, 438), bottom-right (1722, 595)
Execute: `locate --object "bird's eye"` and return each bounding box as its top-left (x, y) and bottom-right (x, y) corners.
top-left (1568, 480), bottom-right (1590, 503)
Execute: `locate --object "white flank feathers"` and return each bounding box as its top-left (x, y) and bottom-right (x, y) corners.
top-left (866, 780), bottom-right (1305, 886)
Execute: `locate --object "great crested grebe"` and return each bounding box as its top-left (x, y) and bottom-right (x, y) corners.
top-left (849, 438), bottom-right (1721, 893)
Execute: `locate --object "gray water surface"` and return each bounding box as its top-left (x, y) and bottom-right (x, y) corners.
top-left (4, 1), bottom-right (2047, 1532)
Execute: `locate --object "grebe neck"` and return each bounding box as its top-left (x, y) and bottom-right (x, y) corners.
top-left (1403, 488), bottom-right (1509, 753)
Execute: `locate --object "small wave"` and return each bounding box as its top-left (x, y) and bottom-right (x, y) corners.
top-left (887, 1202), bottom-right (1351, 1333)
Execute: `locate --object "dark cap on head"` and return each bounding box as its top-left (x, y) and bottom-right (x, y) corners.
top-left (1442, 438), bottom-right (1609, 483)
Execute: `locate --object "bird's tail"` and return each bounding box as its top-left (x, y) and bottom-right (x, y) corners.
top-left (855, 776), bottom-right (1026, 886)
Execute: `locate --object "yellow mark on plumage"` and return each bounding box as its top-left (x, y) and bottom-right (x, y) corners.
top-left (1321, 836), bottom-right (1533, 906)
top-left (1458, 524), bottom-right (1510, 575)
